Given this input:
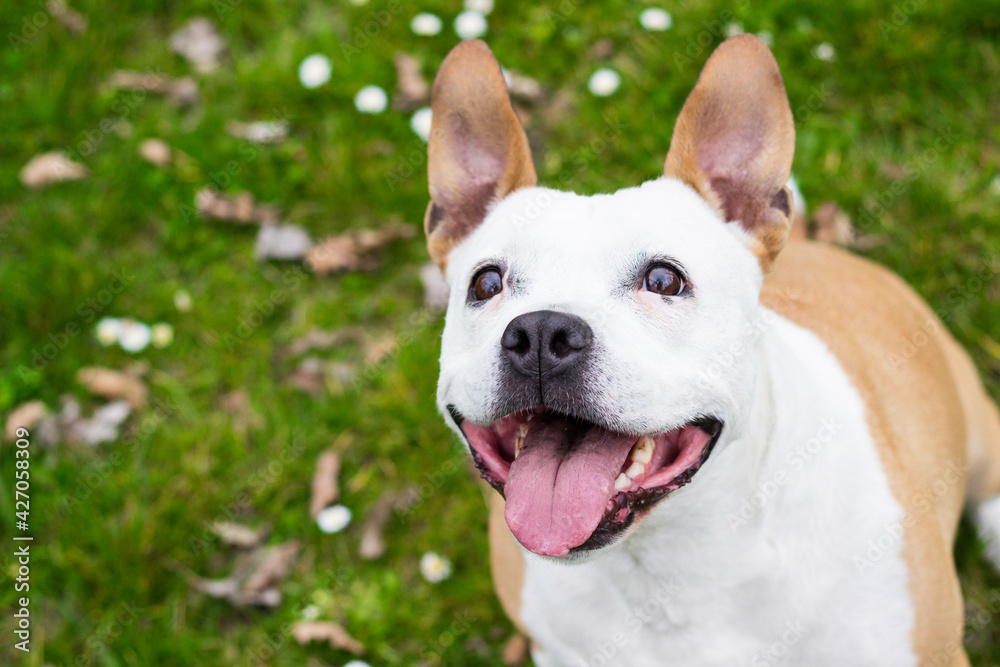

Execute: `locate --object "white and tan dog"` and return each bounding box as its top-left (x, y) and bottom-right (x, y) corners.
top-left (423, 36), bottom-right (1000, 666)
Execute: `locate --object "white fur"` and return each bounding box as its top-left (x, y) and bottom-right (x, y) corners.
top-left (435, 178), bottom-right (916, 664)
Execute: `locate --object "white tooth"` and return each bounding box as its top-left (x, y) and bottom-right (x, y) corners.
top-left (515, 436), bottom-right (523, 459)
top-left (625, 460), bottom-right (646, 479)
top-left (615, 473), bottom-right (631, 491)
top-left (519, 423), bottom-right (530, 437)
top-left (631, 435), bottom-right (654, 464)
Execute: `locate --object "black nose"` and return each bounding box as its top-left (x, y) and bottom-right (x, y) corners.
top-left (501, 310), bottom-right (593, 377)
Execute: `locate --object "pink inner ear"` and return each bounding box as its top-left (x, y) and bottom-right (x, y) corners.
top-left (696, 118), bottom-right (773, 230)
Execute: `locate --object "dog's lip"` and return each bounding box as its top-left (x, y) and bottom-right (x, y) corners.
top-left (448, 404), bottom-right (723, 553)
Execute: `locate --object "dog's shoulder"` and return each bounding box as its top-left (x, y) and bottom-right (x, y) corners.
top-left (763, 239), bottom-right (968, 658)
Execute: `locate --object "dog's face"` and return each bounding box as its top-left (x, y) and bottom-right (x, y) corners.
top-left (425, 37), bottom-right (795, 558)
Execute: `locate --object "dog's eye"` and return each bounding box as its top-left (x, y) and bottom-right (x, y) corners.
top-left (644, 264), bottom-right (684, 296)
top-left (471, 267), bottom-right (503, 301)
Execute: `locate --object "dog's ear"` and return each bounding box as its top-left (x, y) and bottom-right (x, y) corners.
top-left (425, 40), bottom-right (537, 270)
top-left (664, 35), bottom-right (795, 272)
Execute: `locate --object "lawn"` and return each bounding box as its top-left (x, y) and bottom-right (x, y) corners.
top-left (2, 0), bottom-right (1000, 665)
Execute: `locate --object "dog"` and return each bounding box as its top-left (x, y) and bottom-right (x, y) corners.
top-left (422, 36), bottom-right (1000, 666)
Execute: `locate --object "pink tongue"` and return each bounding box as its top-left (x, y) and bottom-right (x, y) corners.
top-left (504, 416), bottom-right (636, 557)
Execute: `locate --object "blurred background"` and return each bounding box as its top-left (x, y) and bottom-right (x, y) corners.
top-left (2, 0), bottom-right (1000, 665)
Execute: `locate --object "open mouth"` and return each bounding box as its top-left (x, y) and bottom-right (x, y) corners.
top-left (449, 406), bottom-right (722, 557)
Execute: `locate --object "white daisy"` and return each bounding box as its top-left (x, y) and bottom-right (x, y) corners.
top-left (588, 69), bottom-right (620, 97)
top-left (298, 54), bottom-right (332, 89)
top-left (119, 319), bottom-right (152, 353)
top-left (316, 505), bottom-right (352, 533)
top-left (420, 551), bottom-right (453, 583)
top-left (151, 323), bottom-right (174, 348)
top-left (354, 85), bottom-right (388, 114)
top-left (454, 11), bottom-right (487, 39)
top-left (411, 107), bottom-right (433, 141)
top-left (756, 30), bottom-right (774, 47)
top-left (464, 0), bottom-right (494, 14)
top-left (639, 8), bottom-right (672, 31)
top-left (343, 662), bottom-right (372, 667)
top-left (300, 604), bottom-right (321, 620)
top-left (411, 13), bottom-right (442, 36)
top-left (173, 289), bottom-right (192, 312)
top-left (812, 42), bottom-right (836, 62)
top-left (95, 317), bottom-right (123, 346)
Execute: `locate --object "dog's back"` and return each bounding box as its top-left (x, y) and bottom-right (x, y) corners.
top-left (763, 239), bottom-right (1000, 662)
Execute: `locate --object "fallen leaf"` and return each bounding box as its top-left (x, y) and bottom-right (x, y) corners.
top-left (209, 521), bottom-right (269, 548)
top-left (287, 357), bottom-right (326, 395)
top-left (67, 400), bottom-right (132, 446)
top-left (4, 401), bottom-right (48, 441)
top-left (359, 490), bottom-right (397, 560)
top-left (139, 138), bottom-right (172, 167)
top-left (811, 201), bottom-right (854, 246)
top-left (291, 621), bottom-right (365, 656)
top-left (170, 17), bottom-right (227, 73)
top-left (77, 367), bottom-right (148, 408)
top-left (589, 38), bottom-right (614, 60)
top-left (226, 120), bottom-right (289, 144)
top-left (419, 262), bottom-right (449, 312)
top-left (284, 326), bottom-right (364, 357)
top-left (310, 449), bottom-right (341, 518)
top-left (195, 187), bottom-right (279, 224)
top-left (306, 224), bottom-right (415, 275)
top-left (505, 70), bottom-right (545, 104)
top-left (107, 70), bottom-right (198, 106)
top-left (218, 389), bottom-right (264, 433)
top-left (20, 152), bottom-right (88, 189)
top-left (364, 333), bottom-right (397, 366)
top-left (502, 634), bottom-right (529, 666)
top-left (47, 0), bottom-right (88, 33)
top-left (242, 541), bottom-right (300, 593)
top-left (255, 224), bottom-right (313, 261)
top-left (393, 52), bottom-right (429, 110)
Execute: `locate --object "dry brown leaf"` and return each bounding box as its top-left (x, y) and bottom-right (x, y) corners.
top-left (107, 70), bottom-right (198, 106)
top-left (63, 399), bottom-right (132, 446)
top-left (502, 634), bottom-right (529, 665)
top-left (242, 541), bottom-right (300, 593)
top-left (170, 17), bottom-right (226, 73)
top-left (310, 449), bottom-right (341, 518)
top-left (393, 52), bottom-right (429, 110)
top-left (359, 490), bottom-right (397, 560)
top-left (77, 367), bottom-right (148, 409)
top-left (195, 187), bottom-right (279, 224)
top-left (589, 38), bottom-right (614, 60)
top-left (306, 224), bottom-right (415, 275)
top-left (20, 152), bottom-right (88, 189)
top-left (209, 521), bottom-right (269, 548)
top-left (255, 224), bottom-right (312, 261)
top-left (364, 333), bottom-right (397, 366)
top-left (284, 326), bottom-right (364, 357)
top-left (505, 71), bottom-right (545, 104)
top-left (139, 138), bottom-right (172, 167)
top-left (47, 0), bottom-right (88, 33)
top-left (4, 401), bottom-right (48, 441)
top-left (291, 621), bottom-right (365, 655)
top-left (218, 389), bottom-right (264, 432)
top-left (226, 120), bottom-right (288, 144)
top-left (811, 201), bottom-right (855, 247)
top-left (287, 357), bottom-right (326, 395)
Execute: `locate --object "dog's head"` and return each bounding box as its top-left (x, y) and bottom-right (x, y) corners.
top-left (425, 37), bottom-right (794, 558)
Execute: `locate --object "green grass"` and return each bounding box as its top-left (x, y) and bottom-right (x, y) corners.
top-left (1, 0), bottom-right (1000, 664)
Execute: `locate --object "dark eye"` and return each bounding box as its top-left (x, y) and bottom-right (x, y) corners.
top-left (471, 267), bottom-right (503, 301)
top-left (644, 264), bottom-right (684, 296)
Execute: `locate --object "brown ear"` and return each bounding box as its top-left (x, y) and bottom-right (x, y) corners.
top-left (425, 40), bottom-right (536, 269)
top-left (664, 35), bottom-right (795, 272)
